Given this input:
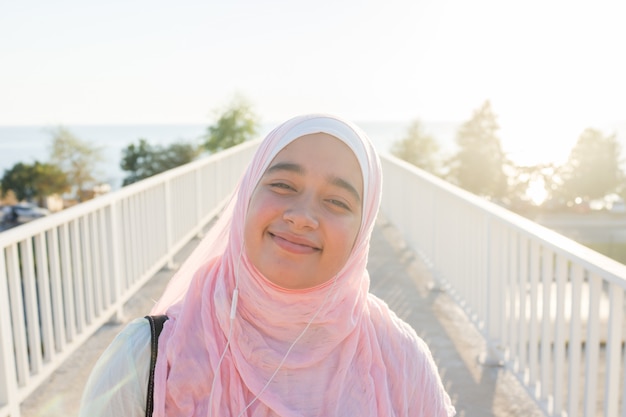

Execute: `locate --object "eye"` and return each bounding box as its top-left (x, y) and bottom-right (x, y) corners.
top-left (269, 182), bottom-right (294, 191)
top-left (327, 199), bottom-right (351, 211)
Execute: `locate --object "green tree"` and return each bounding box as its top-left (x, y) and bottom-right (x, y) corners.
top-left (391, 120), bottom-right (441, 175)
top-left (121, 139), bottom-right (201, 186)
top-left (447, 101), bottom-right (507, 198)
top-left (1, 161), bottom-right (68, 203)
top-left (558, 128), bottom-right (623, 202)
top-left (160, 142), bottom-right (202, 169)
top-left (49, 127), bottom-right (104, 201)
top-left (203, 96), bottom-right (259, 153)
top-left (120, 139), bottom-right (158, 186)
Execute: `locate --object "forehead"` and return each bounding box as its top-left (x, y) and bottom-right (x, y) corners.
top-left (273, 132), bottom-right (361, 171)
top-left (267, 133), bottom-right (364, 197)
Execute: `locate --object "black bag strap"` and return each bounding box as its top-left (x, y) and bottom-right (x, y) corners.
top-left (145, 315), bottom-right (169, 417)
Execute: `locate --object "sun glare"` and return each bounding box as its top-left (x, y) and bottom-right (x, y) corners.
top-left (526, 179), bottom-right (548, 206)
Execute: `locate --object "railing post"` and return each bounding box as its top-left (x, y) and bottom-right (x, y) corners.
top-left (109, 200), bottom-right (125, 322)
top-left (0, 249), bottom-right (20, 417)
top-left (603, 283), bottom-right (623, 417)
top-left (566, 264), bottom-right (583, 417)
top-left (540, 246), bottom-right (554, 403)
top-left (479, 217), bottom-right (504, 367)
top-left (429, 187), bottom-right (437, 272)
top-left (195, 168), bottom-right (204, 238)
top-left (583, 274), bottom-right (601, 417)
top-left (164, 180), bottom-right (178, 270)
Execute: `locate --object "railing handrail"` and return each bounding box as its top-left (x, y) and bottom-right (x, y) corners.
top-left (381, 153), bottom-right (626, 286)
top-left (0, 141), bottom-right (260, 247)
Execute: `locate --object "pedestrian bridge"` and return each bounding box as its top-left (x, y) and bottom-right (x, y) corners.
top-left (1, 140), bottom-right (625, 417)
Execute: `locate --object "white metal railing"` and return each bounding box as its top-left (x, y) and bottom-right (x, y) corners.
top-left (0, 140), bottom-right (258, 417)
top-left (381, 153), bottom-right (626, 417)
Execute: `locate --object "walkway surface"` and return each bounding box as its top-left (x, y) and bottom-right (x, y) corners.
top-left (20, 216), bottom-right (545, 417)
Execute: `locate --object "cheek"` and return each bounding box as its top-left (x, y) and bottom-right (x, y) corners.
top-left (244, 191), bottom-right (277, 239)
top-left (244, 194), bottom-right (262, 241)
top-left (330, 216), bottom-right (361, 258)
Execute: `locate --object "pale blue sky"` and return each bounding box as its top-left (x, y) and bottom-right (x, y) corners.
top-left (1, 0), bottom-right (624, 162)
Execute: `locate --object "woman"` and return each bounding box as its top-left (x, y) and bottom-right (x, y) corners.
top-left (79, 114), bottom-right (455, 417)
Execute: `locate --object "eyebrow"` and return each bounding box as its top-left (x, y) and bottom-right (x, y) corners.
top-left (266, 162), bottom-right (362, 203)
top-left (267, 162), bottom-right (304, 175)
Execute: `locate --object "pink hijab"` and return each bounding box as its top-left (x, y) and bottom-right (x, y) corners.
top-left (151, 114), bottom-right (455, 417)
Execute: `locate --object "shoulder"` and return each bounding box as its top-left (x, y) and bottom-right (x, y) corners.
top-left (101, 318), bottom-right (152, 373)
top-left (116, 317), bottom-right (152, 349)
top-left (78, 318), bottom-right (152, 417)
top-left (366, 294), bottom-right (456, 416)
top-left (366, 293), bottom-right (425, 358)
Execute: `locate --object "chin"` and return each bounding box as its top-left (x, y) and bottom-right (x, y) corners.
top-left (264, 272), bottom-right (315, 290)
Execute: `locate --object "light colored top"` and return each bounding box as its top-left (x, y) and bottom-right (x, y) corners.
top-left (79, 318), bottom-right (150, 417)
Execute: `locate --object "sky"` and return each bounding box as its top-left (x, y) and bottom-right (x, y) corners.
top-left (1, 0), bottom-right (625, 165)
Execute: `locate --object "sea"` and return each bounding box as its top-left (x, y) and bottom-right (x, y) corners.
top-left (0, 122), bottom-right (460, 190)
top-left (1, 121), bottom-right (624, 190)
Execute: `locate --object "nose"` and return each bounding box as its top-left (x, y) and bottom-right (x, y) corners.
top-left (283, 195), bottom-right (319, 230)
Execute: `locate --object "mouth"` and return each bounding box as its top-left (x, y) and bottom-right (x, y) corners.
top-left (269, 231), bottom-right (321, 254)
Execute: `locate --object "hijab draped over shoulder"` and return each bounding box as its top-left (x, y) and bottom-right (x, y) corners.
top-left (150, 114), bottom-right (455, 417)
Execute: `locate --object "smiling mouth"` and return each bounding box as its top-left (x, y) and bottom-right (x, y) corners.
top-left (269, 232), bottom-right (320, 254)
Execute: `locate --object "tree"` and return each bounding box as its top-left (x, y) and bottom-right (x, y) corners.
top-left (391, 120), bottom-right (441, 175)
top-left (1, 161), bottom-right (68, 203)
top-left (203, 96), bottom-right (259, 153)
top-left (160, 142), bottom-right (202, 169)
top-left (447, 101), bottom-right (507, 198)
top-left (120, 139), bottom-right (158, 186)
top-left (48, 127), bottom-right (104, 201)
top-left (558, 128), bottom-right (623, 202)
top-left (120, 139), bottom-right (202, 186)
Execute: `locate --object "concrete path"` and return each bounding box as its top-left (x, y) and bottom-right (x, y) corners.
top-left (20, 217), bottom-right (545, 417)
top-left (369, 219), bottom-right (544, 417)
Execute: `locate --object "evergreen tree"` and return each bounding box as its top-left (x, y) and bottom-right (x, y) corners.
top-left (559, 128), bottom-right (623, 202)
top-left (448, 101), bottom-right (507, 198)
top-left (391, 120), bottom-right (441, 175)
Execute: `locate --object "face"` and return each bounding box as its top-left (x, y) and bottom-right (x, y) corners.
top-left (244, 133), bottom-right (363, 289)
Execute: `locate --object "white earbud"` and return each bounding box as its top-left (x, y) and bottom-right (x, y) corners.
top-left (230, 289), bottom-right (239, 320)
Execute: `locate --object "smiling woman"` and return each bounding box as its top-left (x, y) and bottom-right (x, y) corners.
top-left (78, 114), bottom-right (455, 417)
top-left (245, 133), bottom-right (363, 289)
